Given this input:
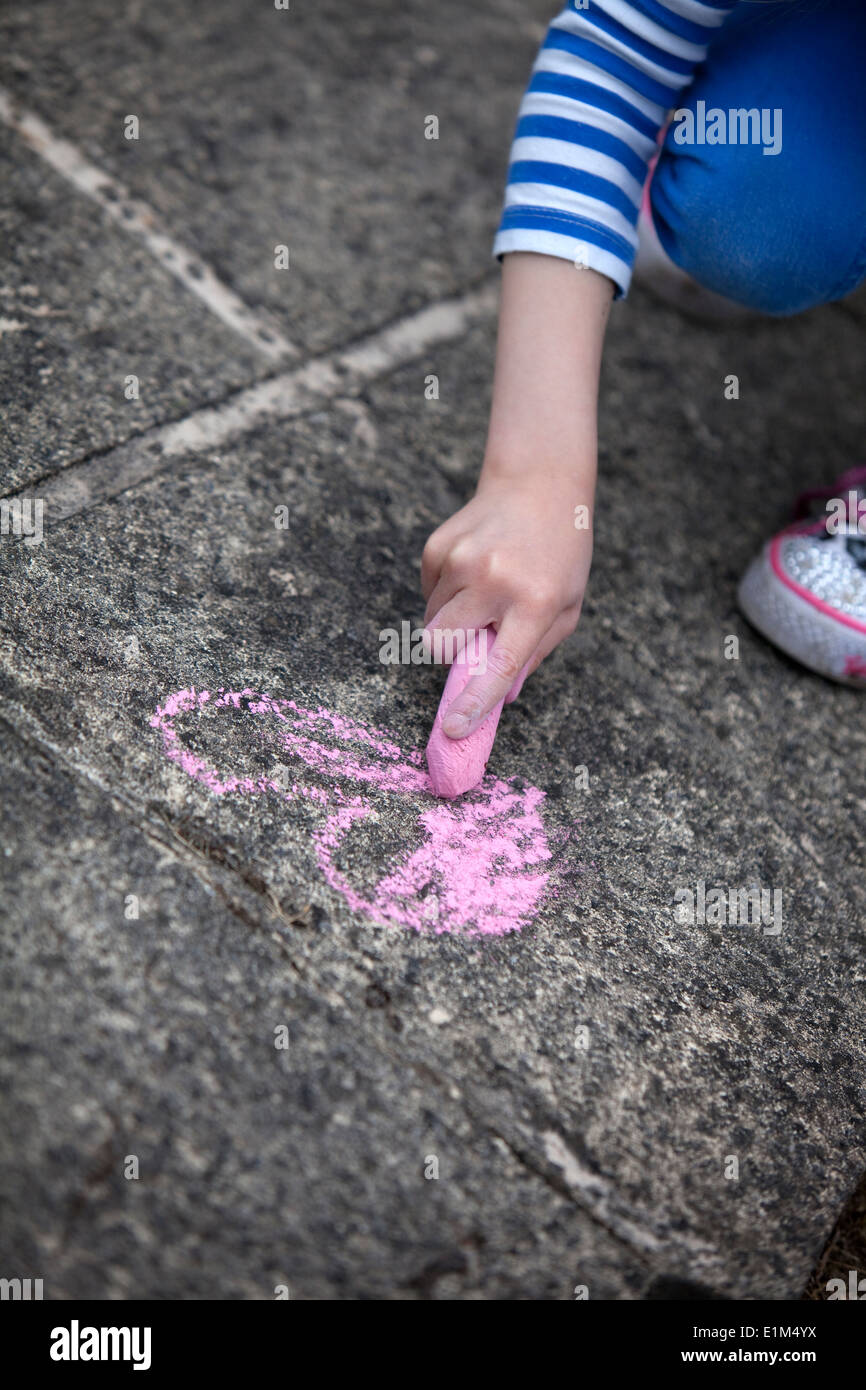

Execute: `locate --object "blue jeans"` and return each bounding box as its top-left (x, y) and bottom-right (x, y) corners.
top-left (649, 0), bottom-right (866, 316)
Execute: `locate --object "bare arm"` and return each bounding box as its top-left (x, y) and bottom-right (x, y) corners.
top-left (421, 251), bottom-right (613, 739)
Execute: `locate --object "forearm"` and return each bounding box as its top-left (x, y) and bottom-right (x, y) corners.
top-left (421, 254), bottom-right (609, 730)
top-left (480, 252), bottom-right (613, 495)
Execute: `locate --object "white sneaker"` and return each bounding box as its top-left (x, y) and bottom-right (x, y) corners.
top-left (738, 467), bottom-right (866, 686)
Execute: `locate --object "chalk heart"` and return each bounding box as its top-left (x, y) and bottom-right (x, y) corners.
top-left (150, 688), bottom-right (552, 937)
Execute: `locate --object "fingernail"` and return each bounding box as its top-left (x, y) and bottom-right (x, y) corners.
top-left (442, 712), bottom-right (471, 739)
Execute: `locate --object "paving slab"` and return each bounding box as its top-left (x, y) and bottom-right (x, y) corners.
top-left (0, 722), bottom-right (650, 1300)
top-left (1, 0), bottom-right (864, 1302)
top-left (0, 0), bottom-right (549, 357)
top-left (0, 127), bottom-right (268, 493)
top-left (1, 303), bottom-right (864, 1298)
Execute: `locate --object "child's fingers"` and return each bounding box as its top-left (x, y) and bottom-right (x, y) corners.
top-left (504, 659), bottom-right (537, 705)
top-left (423, 548), bottom-right (475, 625)
top-left (420, 530), bottom-right (453, 603)
top-left (423, 574), bottom-right (460, 629)
top-left (504, 605), bottom-right (581, 703)
top-left (423, 592), bottom-right (490, 656)
top-left (441, 610), bottom-right (543, 738)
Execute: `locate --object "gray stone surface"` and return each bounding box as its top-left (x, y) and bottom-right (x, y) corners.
top-left (0, 127), bottom-right (267, 492)
top-left (1, 726), bottom-right (647, 1300)
top-left (1, 0), bottom-right (865, 1302)
top-left (0, 0), bottom-right (547, 358)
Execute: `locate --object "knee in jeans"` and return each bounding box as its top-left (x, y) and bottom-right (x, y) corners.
top-left (651, 155), bottom-right (864, 316)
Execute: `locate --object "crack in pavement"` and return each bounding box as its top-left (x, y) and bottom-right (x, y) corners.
top-left (0, 83), bottom-right (295, 362)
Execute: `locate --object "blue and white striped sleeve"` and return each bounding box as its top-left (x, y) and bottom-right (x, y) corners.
top-left (493, 0), bottom-right (735, 297)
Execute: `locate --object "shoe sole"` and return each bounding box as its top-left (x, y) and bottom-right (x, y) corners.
top-left (738, 550), bottom-right (866, 686)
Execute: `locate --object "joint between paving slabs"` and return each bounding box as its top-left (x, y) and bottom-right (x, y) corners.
top-left (486, 1122), bottom-right (658, 1274)
top-left (0, 277), bottom-right (500, 513)
top-left (0, 84), bottom-right (295, 363)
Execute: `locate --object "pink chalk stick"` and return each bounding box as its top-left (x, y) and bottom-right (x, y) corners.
top-left (426, 630), bottom-right (504, 798)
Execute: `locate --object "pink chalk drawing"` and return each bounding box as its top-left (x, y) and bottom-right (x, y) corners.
top-left (149, 687), bottom-right (553, 937)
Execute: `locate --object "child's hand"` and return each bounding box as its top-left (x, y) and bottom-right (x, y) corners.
top-left (421, 250), bottom-right (611, 740)
top-left (421, 472), bottom-right (593, 738)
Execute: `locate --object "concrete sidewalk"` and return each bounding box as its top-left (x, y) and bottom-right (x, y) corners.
top-left (1, 0), bottom-right (864, 1300)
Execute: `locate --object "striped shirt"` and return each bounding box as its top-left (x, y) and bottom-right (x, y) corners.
top-left (493, 0), bottom-right (736, 295)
